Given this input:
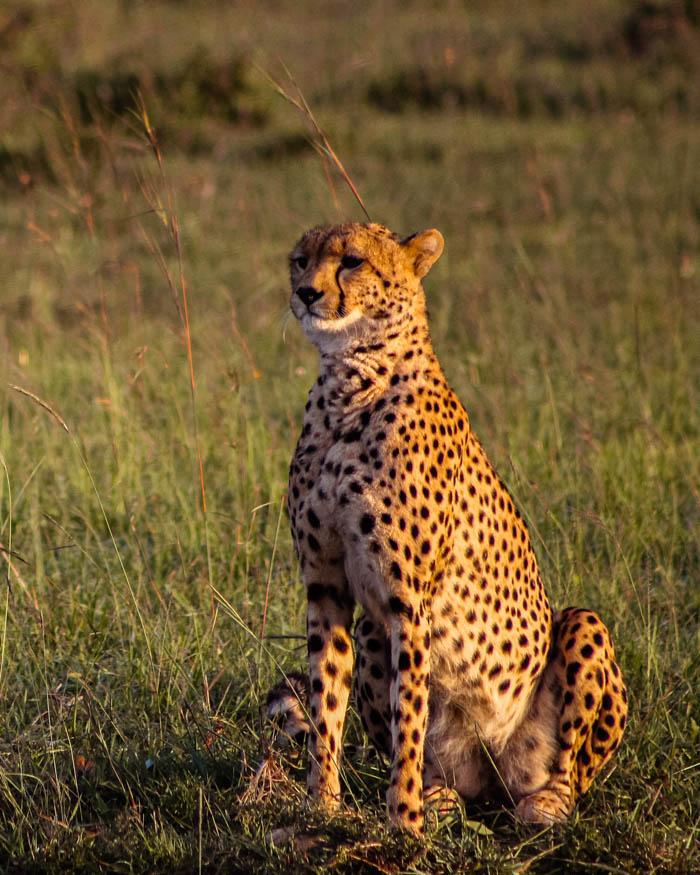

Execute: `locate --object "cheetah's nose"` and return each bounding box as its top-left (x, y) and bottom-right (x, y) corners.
top-left (296, 286), bottom-right (324, 308)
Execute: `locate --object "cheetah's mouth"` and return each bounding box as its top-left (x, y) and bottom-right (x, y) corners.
top-left (301, 308), bottom-right (364, 335)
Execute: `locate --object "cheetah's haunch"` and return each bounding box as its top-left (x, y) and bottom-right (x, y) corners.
top-left (271, 222), bottom-right (627, 833)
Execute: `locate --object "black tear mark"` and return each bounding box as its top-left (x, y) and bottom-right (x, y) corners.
top-left (335, 265), bottom-right (345, 316)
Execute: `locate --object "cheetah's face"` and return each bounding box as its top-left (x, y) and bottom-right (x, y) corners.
top-left (289, 222), bottom-right (444, 353)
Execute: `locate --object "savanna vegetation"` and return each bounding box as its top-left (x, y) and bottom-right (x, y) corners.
top-left (0, 1), bottom-right (699, 871)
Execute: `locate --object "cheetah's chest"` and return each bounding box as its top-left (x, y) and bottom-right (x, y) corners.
top-left (290, 429), bottom-right (399, 623)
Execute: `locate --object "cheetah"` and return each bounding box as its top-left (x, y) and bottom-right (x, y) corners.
top-left (270, 222), bottom-right (627, 834)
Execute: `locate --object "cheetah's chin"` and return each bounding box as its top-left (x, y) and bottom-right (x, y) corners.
top-left (302, 308), bottom-right (364, 335)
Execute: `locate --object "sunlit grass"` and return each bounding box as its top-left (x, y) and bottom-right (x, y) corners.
top-left (0, 1), bottom-right (698, 871)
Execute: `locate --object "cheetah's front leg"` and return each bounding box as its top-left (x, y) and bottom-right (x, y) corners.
top-left (386, 598), bottom-right (431, 833)
top-left (305, 573), bottom-right (354, 809)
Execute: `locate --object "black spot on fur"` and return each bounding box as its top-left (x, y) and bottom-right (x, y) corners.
top-left (566, 662), bottom-right (582, 686)
top-left (360, 513), bottom-right (375, 534)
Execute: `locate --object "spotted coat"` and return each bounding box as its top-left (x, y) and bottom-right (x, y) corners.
top-left (276, 222), bottom-right (627, 833)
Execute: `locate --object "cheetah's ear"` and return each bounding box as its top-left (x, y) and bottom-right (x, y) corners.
top-left (401, 229), bottom-right (445, 279)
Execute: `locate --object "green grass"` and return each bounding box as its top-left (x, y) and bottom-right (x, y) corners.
top-left (0, 0), bottom-right (699, 871)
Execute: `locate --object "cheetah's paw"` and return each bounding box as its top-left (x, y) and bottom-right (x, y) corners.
top-left (424, 786), bottom-right (463, 831)
top-left (515, 788), bottom-right (571, 825)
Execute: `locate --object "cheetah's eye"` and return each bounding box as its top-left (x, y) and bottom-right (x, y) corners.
top-left (293, 256), bottom-right (308, 269)
top-left (341, 255), bottom-right (364, 270)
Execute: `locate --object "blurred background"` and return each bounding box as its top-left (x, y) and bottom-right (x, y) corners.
top-left (0, 1), bottom-right (699, 871)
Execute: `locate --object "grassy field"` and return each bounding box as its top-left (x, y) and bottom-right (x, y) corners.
top-left (1, 0), bottom-right (699, 871)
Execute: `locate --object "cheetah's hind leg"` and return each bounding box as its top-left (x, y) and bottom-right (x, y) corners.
top-left (515, 608), bottom-right (628, 824)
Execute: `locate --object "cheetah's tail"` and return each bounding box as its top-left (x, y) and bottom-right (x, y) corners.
top-left (264, 670), bottom-right (310, 749)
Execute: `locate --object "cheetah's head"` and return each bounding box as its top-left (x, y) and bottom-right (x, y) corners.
top-left (289, 222), bottom-right (444, 353)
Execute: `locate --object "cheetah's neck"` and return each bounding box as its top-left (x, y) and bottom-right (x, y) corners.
top-left (317, 318), bottom-right (443, 419)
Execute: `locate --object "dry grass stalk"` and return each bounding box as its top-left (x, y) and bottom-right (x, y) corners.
top-left (134, 93), bottom-right (209, 517)
top-left (261, 64), bottom-right (371, 221)
top-left (131, 93), bottom-right (215, 616)
top-left (239, 752), bottom-right (301, 806)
